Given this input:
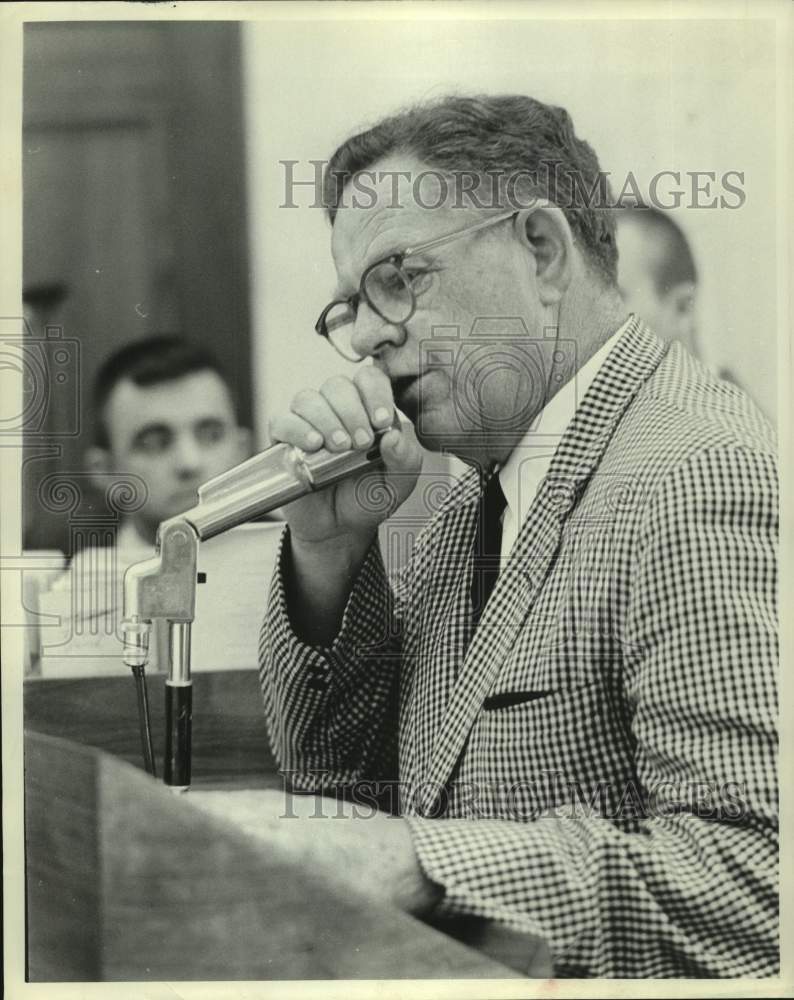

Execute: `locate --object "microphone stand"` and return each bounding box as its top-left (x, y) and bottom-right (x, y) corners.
top-left (121, 519), bottom-right (199, 791)
top-left (121, 415), bottom-right (406, 791)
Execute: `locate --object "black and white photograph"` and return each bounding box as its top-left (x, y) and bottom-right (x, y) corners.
top-left (1, 1), bottom-right (790, 996)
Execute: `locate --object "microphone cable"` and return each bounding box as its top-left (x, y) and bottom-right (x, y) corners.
top-left (130, 663), bottom-right (157, 777)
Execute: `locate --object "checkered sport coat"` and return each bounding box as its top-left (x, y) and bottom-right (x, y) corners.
top-left (259, 318), bottom-right (778, 978)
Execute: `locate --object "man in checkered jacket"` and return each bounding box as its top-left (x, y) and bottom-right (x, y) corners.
top-left (259, 96), bottom-right (778, 978)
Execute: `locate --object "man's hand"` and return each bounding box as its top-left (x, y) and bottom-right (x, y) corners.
top-left (269, 367), bottom-right (423, 644)
top-left (269, 367), bottom-right (423, 548)
top-left (189, 789), bottom-right (443, 916)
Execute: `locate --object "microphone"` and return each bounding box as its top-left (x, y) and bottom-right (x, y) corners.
top-left (180, 408), bottom-right (411, 542)
top-left (122, 409), bottom-right (411, 789)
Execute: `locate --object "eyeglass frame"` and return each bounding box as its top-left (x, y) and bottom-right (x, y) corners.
top-left (315, 208), bottom-right (520, 361)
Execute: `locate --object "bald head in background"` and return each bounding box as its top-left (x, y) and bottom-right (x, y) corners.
top-left (616, 206), bottom-right (699, 356)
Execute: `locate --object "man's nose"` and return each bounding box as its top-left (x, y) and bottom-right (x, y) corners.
top-left (172, 433), bottom-right (203, 476)
top-left (350, 300), bottom-right (406, 359)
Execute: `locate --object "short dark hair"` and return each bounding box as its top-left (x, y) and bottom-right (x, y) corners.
top-left (323, 94), bottom-right (618, 284)
top-left (618, 205), bottom-right (698, 295)
top-left (92, 335), bottom-right (231, 448)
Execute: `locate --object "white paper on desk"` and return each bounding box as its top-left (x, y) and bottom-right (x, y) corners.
top-left (35, 522), bottom-right (284, 678)
top-left (188, 790), bottom-right (285, 837)
top-left (193, 522), bottom-right (284, 670)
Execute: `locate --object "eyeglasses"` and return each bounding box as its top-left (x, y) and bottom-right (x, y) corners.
top-left (315, 210), bottom-right (518, 362)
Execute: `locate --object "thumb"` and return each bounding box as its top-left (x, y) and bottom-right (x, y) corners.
top-left (379, 422), bottom-right (422, 475)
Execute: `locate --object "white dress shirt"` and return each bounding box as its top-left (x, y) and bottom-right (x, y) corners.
top-left (497, 318), bottom-right (632, 569)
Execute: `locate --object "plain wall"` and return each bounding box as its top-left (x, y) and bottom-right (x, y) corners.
top-left (242, 16), bottom-right (778, 442)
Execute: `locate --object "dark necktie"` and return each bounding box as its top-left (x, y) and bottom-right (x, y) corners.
top-left (470, 471), bottom-right (508, 629)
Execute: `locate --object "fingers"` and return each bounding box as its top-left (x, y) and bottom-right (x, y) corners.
top-left (293, 383), bottom-right (360, 451)
top-left (269, 411), bottom-right (325, 452)
top-left (352, 367), bottom-right (396, 431)
top-left (273, 370), bottom-right (398, 453)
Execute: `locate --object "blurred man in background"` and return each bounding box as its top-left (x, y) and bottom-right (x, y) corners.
top-left (33, 336), bottom-right (252, 676)
top-left (84, 335), bottom-right (251, 560)
top-left (616, 205), bottom-right (699, 355)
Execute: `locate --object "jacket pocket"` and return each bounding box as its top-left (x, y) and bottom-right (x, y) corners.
top-left (482, 690), bottom-right (552, 711)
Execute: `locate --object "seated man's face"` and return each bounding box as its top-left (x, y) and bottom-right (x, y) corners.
top-left (98, 370), bottom-right (248, 535)
top-left (331, 155), bottom-right (551, 466)
top-left (616, 217), bottom-right (698, 354)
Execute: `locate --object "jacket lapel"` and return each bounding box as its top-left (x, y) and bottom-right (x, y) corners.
top-left (418, 318), bottom-right (668, 812)
top-left (400, 468), bottom-right (481, 788)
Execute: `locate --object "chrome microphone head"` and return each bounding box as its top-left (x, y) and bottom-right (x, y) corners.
top-left (179, 410), bottom-right (412, 541)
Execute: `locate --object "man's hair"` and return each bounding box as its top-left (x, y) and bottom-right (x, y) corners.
top-left (322, 94), bottom-right (618, 284)
top-left (619, 205), bottom-right (698, 295)
top-left (92, 335), bottom-right (231, 448)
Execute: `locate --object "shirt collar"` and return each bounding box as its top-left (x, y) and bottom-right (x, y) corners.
top-left (498, 316), bottom-right (633, 521)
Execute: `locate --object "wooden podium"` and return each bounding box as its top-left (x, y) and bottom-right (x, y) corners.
top-left (24, 670), bottom-right (548, 981)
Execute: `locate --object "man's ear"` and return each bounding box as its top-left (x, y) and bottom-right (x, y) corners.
top-left (85, 446), bottom-right (113, 490)
top-left (666, 282), bottom-right (697, 340)
top-left (514, 205), bottom-right (574, 306)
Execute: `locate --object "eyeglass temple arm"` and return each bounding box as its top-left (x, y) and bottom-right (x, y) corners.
top-left (401, 209), bottom-right (518, 257)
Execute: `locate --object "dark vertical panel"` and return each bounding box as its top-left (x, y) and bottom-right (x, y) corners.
top-left (164, 22), bottom-right (253, 429)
